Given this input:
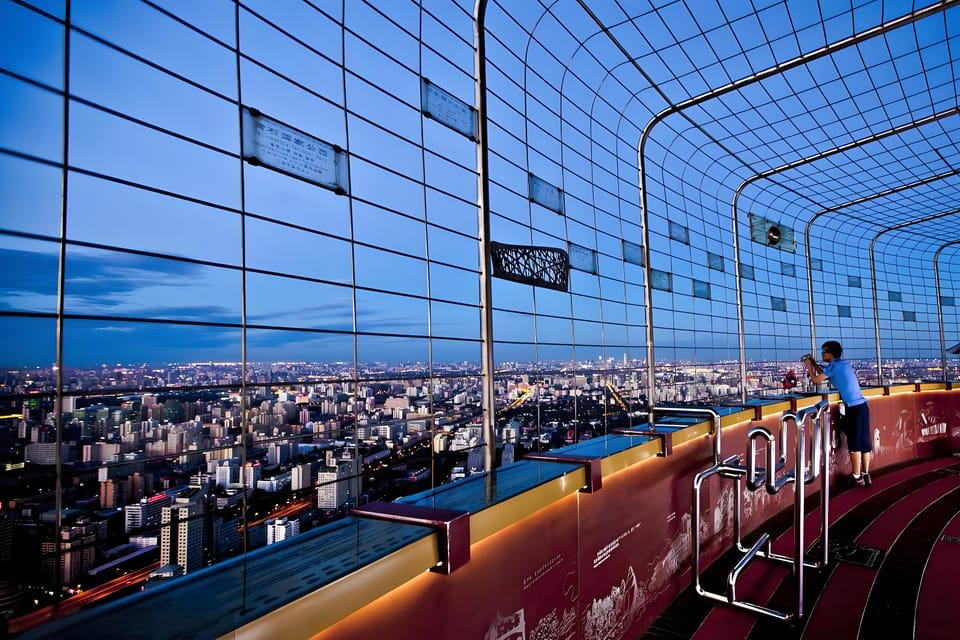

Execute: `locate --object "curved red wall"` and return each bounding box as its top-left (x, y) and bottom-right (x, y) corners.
top-left (312, 390), bottom-right (960, 640)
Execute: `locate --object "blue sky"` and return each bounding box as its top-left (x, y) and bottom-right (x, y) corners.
top-left (1, 0), bottom-right (959, 370)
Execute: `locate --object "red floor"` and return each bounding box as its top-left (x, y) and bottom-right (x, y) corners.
top-left (644, 455), bottom-right (960, 640)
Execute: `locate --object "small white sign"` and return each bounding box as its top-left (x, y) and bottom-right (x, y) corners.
top-left (651, 269), bottom-right (672, 292)
top-left (529, 174), bottom-right (564, 214)
top-left (568, 243), bottom-right (597, 274)
top-left (622, 240), bottom-right (644, 266)
top-left (242, 108), bottom-right (348, 193)
top-left (421, 78), bottom-right (477, 140)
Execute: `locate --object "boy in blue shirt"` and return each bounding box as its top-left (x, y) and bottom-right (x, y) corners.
top-left (802, 341), bottom-right (872, 487)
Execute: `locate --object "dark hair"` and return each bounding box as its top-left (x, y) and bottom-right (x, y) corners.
top-left (821, 340), bottom-right (843, 358)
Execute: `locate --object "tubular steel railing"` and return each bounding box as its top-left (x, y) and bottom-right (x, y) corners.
top-left (692, 400), bottom-right (830, 621)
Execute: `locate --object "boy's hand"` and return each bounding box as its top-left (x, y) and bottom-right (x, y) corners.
top-left (801, 354), bottom-right (822, 376)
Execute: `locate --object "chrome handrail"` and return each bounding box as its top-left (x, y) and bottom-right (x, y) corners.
top-left (692, 399), bottom-right (830, 621)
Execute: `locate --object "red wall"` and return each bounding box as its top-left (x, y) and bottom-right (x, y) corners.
top-left (312, 391), bottom-right (959, 640)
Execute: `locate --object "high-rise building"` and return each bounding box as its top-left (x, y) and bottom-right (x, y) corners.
top-left (266, 517), bottom-right (300, 545)
top-left (243, 461), bottom-right (262, 489)
top-left (267, 441), bottom-right (294, 466)
top-left (24, 442), bottom-right (76, 466)
top-left (316, 459), bottom-right (356, 511)
top-left (215, 458), bottom-right (240, 488)
top-left (212, 515), bottom-right (242, 560)
top-left (160, 493), bottom-right (204, 574)
top-left (41, 525), bottom-right (96, 586)
top-left (166, 429), bottom-right (186, 455)
top-left (125, 493), bottom-right (173, 533)
top-left (290, 462), bottom-right (315, 491)
top-left (0, 513), bottom-right (16, 566)
top-left (99, 479), bottom-right (118, 509)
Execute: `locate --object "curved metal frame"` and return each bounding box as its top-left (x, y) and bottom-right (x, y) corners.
top-left (479, 0), bottom-right (960, 463)
top-left (626, 2), bottom-right (956, 406)
top-left (869, 208), bottom-right (960, 384)
top-left (803, 168), bottom-right (960, 354)
top-left (732, 106), bottom-right (960, 385)
top-left (935, 240), bottom-right (960, 380)
top-left (474, 0), bottom-right (496, 473)
top-left (731, 106), bottom-right (960, 362)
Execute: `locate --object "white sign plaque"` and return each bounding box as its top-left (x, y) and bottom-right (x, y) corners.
top-left (651, 269), bottom-right (672, 292)
top-left (622, 240), bottom-right (644, 266)
top-left (529, 174), bottom-right (564, 214)
top-left (242, 108), bottom-right (348, 194)
top-left (421, 78), bottom-right (477, 140)
top-left (568, 243), bottom-right (597, 274)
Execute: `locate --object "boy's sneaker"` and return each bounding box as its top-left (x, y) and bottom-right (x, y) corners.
top-left (850, 474), bottom-right (865, 487)
top-left (862, 472), bottom-right (872, 487)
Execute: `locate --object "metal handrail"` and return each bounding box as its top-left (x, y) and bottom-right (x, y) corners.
top-left (746, 424), bottom-right (788, 493)
top-left (691, 399), bottom-right (830, 621)
top-left (690, 407), bottom-right (748, 605)
top-left (653, 405), bottom-right (723, 464)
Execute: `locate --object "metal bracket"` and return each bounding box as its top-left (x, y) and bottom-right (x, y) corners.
top-left (523, 453), bottom-right (602, 492)
top-left (350, 502), bottom-right (470, 574)
top-left (613, 428), bottom-right (673, 457)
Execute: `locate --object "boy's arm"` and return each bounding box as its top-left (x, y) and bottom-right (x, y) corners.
top-left (801, 354), bottom-right (827, 383)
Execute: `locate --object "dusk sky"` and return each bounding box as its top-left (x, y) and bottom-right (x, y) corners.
top-left (2, 0), bottom-right (959, 370)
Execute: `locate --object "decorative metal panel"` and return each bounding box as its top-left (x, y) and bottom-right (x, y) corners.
top-left (490, 242), bottom-right (569, 291)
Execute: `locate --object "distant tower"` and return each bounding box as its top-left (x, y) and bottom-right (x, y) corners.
top-left (160, 497), bottom-right (204, 574)
top-left (242, 461), bottom-right (261, 489)
top-left (316, 459), bottom-right (356, 511)
top-left (215, 458), bottom-right (240, 488)
top-left (42, 526), bottom-right (95, 585)
top-left (290, 462), bottom-right (315, 491)
top-left (467, 442), bottom-right (484, 473)
top-left (125, 493), bottom-right (172, 533)
top-left (266, 517), bottom-right (300, 545)
top-left (99, 479), bottom-right (118, 509)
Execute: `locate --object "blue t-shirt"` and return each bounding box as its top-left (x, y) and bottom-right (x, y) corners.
top-left (822, 359), bottom-right (866, 407)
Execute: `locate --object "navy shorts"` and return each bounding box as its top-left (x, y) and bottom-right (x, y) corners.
top-left (841, 402), bottom-right (871, 453)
